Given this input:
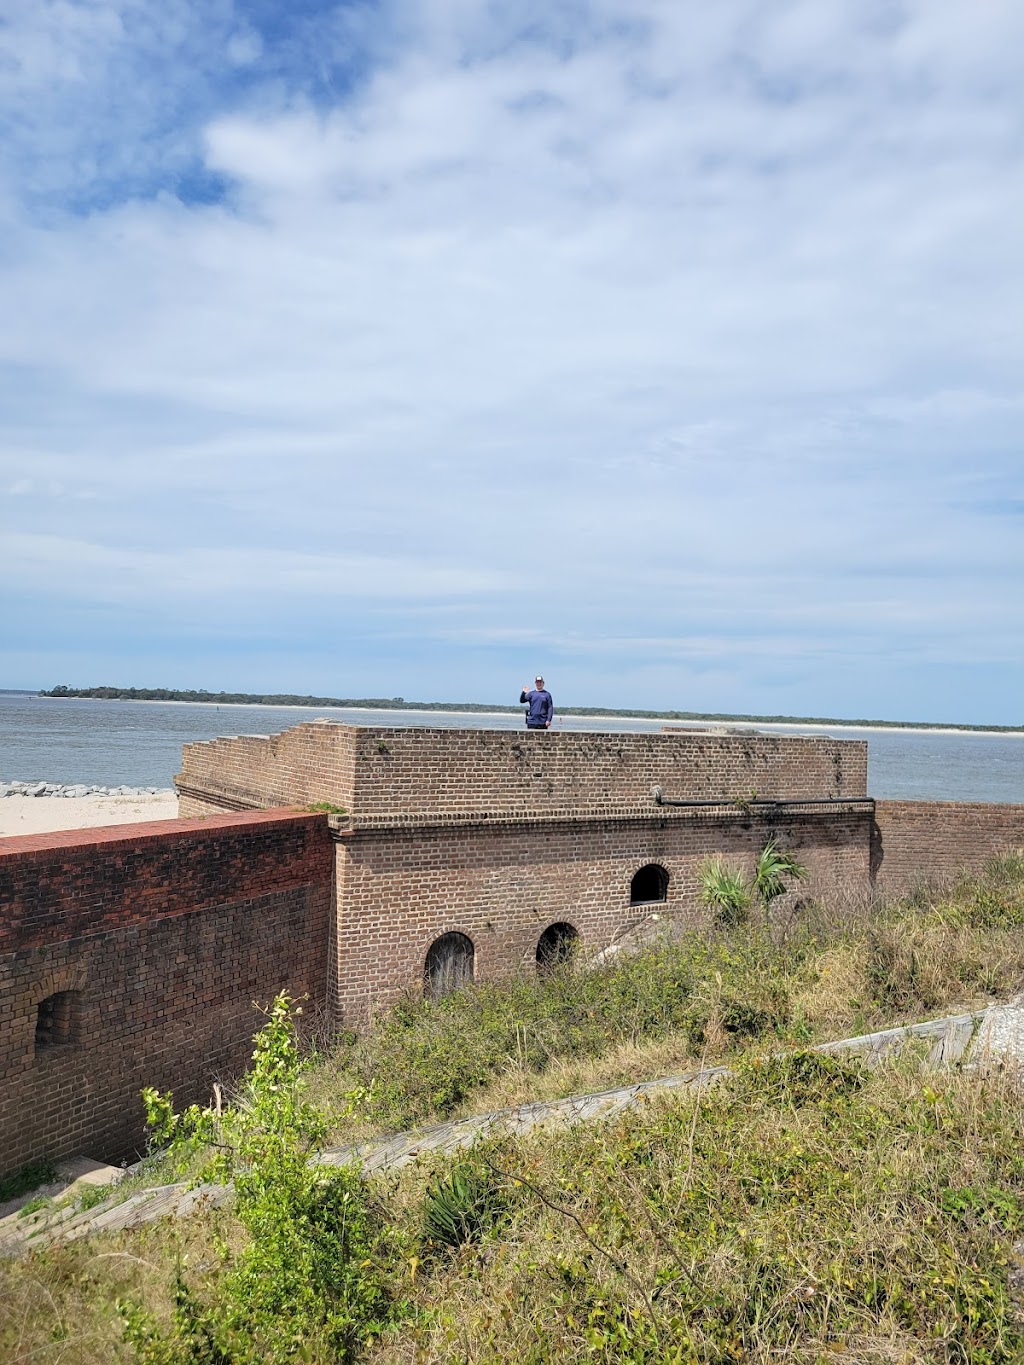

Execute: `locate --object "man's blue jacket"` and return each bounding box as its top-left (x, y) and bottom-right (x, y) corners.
top-left (520, 687), bottom-right (553, 728)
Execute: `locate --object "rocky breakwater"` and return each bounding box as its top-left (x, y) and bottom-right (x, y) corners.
top-left (0, 781), bottom-right (170, 798)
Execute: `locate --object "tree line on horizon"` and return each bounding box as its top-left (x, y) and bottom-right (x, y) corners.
top-left (36, 685), bottom-right (1019, 732)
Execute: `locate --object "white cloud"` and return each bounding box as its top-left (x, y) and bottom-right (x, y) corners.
top-left (1, 532), bottom-right (511, 605)
top-left (0, 0), bottom-right (1022, 717)
top-left (226, 27), bottom-right (262, 67)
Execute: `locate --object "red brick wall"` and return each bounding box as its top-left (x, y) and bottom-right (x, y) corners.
top-left (0, 811), bottom-right (333, 1180)
top-left (176, 722), bottom-right (360, 816)
top-left (333, 806), bottom-right (873, 1023)
top-left (177, 723), bottom-right (868, 819)
top-left (872, 800), bottom-right (1024, 893)
top-left (175, 723), bottom-right (871, 1025)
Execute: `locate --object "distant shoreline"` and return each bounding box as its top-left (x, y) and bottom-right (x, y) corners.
top-left (32, 687), bottom-right (1024, 738)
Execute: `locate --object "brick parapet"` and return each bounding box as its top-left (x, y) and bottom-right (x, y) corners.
top-left (0, 810), bottom-right (331, 953)
top-left (177, 723), bottom-right (868, 822)
top-left (176, 722), bottom-right (358, 816)
top-left (350, 727), bottom-right (868, 816)
top-left (0, 810), bottom-right (334, 1178)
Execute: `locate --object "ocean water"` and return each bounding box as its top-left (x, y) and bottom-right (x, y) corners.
top-left (0, 690), bottom-right (1021, 803)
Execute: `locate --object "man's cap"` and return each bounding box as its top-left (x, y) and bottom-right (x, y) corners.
top-left (535, 675), bottom-right (544, 681)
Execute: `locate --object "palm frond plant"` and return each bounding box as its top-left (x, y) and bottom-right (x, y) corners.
top-left (697, 857), bottom-right (753, 927)
top-left (753, 838), bottom-right (808, 923)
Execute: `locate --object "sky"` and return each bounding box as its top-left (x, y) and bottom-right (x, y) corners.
top-left (1, 0), bottom-right (1022, 723)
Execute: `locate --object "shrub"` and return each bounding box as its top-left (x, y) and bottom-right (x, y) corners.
top-left (697, 857), bottom-right (752, 926)
top-left (752, 837), bottom-right (808, 913)
top-left (120, 995), bottom-right (393, 1363)
top-left (421, 1153), bottom-right (509, 1251)
top-left (697, 839), bottom-right (807, 929)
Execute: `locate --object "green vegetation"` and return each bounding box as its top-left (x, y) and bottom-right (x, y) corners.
top-left (379, 1052), bottom-right (1024, 1363)
top-left (37, 684), bottom-right (1023, 732)
top-left (316, 931), bottom-right (795, 1136)
top-left (697, 858), bottom-right (753, 925)
top-left (76, 1182), bottom-right (114, 1213)
top-left (5, 1038), bottom-right (1024, 1361)
top-left (697, 838), bottom-right (807, 927)
top-left (121, 996), bottom-right (393, 1363)
top-left (0, 1157), bottom-right (57, 1205)
top-left (4, 857), bottom-right (1024, 1362)
top-left (751, 839), bottom-right (809, 914)
top-left (40, 685), bottom-right (445, 710)
top-left (420, 1158), bottom-right (509, 1252)
top-left (311, 853), bottom-right (1024, 1139)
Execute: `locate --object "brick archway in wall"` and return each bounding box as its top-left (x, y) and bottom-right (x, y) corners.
top-left (26, 966), bottom-right (89, 1062)
top-left (536, 922), bottom-right (579, 973)
top-left (630, 863), bottom-right (669, 906)
top-left (424, 931), bottom-right (475, 999)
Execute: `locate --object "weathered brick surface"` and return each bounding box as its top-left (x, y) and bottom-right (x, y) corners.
top-left (176, 725), bottom-right (873, 1024)
top-left (0, 811), bottom-right (332, 1179)
top-left (177, 724), bottom-right (868, 820)
top-left (177, 723), bottom-right (360, 816)
top-left (333, 806), bottom-right (873, 1023)
top-left (872, 800), bottom-right (1024, 893)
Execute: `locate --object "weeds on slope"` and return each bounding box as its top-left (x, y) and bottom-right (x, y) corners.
top-left (5, 988), bottom-right (1024, 1363)
top-left (315, 931), bottom-right (799, 1135)
top-left (309, 853), bottom-right (1024, 1139)
top-left (374, 1051), bottom-right (1024, 1363)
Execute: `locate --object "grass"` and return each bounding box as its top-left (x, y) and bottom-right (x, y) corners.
top-left (3, 855), bottom-right (1024, 1362)
top-left (369, 1052), bottom-right (1024, 1363)
top-left (0, 1159), bottom-right (58, 1206)
top-left (307, 853), bottom-right (1024, 1143)
top-left (4, 1056), bottom-right (1024, 1363)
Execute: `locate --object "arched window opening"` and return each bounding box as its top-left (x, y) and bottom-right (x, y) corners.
top-left (630, 863), bottom-right (669, 906)
top-left (424, 932), bottom-right (475, 1000)
top-left (35, 990), bottom-right (80, 1052)
top-left (536, 922), bottom-right (579, 974)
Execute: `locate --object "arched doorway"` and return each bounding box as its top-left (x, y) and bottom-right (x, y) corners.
top-left (630, 863), bottom-right (669, 905)
top-left (424, 932), bottom-right (475, 999)
top-left (536, 922), bottom-right (579, 974)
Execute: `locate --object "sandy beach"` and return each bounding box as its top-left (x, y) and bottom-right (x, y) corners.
top-left (38, 696), bottom-right (1024, 738)
top-left (0, 792), bottom-right (179, 840)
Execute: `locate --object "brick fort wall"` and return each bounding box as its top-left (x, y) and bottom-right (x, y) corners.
top-left (177, 724), bottom-right (872, 1024)
top-left (177, 722), bottom-right (868, 818)
top-left (0, 810), bottom-right (333, 1180)
top-left (333, 805), bottom-right (874, 1022)
top-left (872, 800), bottom-right (1024, 893)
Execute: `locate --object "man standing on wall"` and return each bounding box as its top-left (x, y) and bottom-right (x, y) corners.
top-left (520, 676), bottom-right (553, 729)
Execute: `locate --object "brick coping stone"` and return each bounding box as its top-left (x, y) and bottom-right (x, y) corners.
top-left (0, 807), bottom-right (320, 859)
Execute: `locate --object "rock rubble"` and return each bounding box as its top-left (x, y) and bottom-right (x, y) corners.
top-left (0, 781), bottom-right (172, 798)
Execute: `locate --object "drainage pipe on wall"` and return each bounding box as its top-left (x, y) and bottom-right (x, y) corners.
top-left (649, 787), bottom-right (876, 812)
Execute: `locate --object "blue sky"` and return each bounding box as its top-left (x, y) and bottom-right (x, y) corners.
top-left (1, 0), bottom-right (1022, 722)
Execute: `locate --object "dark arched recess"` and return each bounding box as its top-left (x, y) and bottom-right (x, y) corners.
top-left (536, 922), bottom-right (579, 973)
top-left (424, 932), bottom-right (475, 999)
top-left (630, 863), bottom-right (669, 905)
